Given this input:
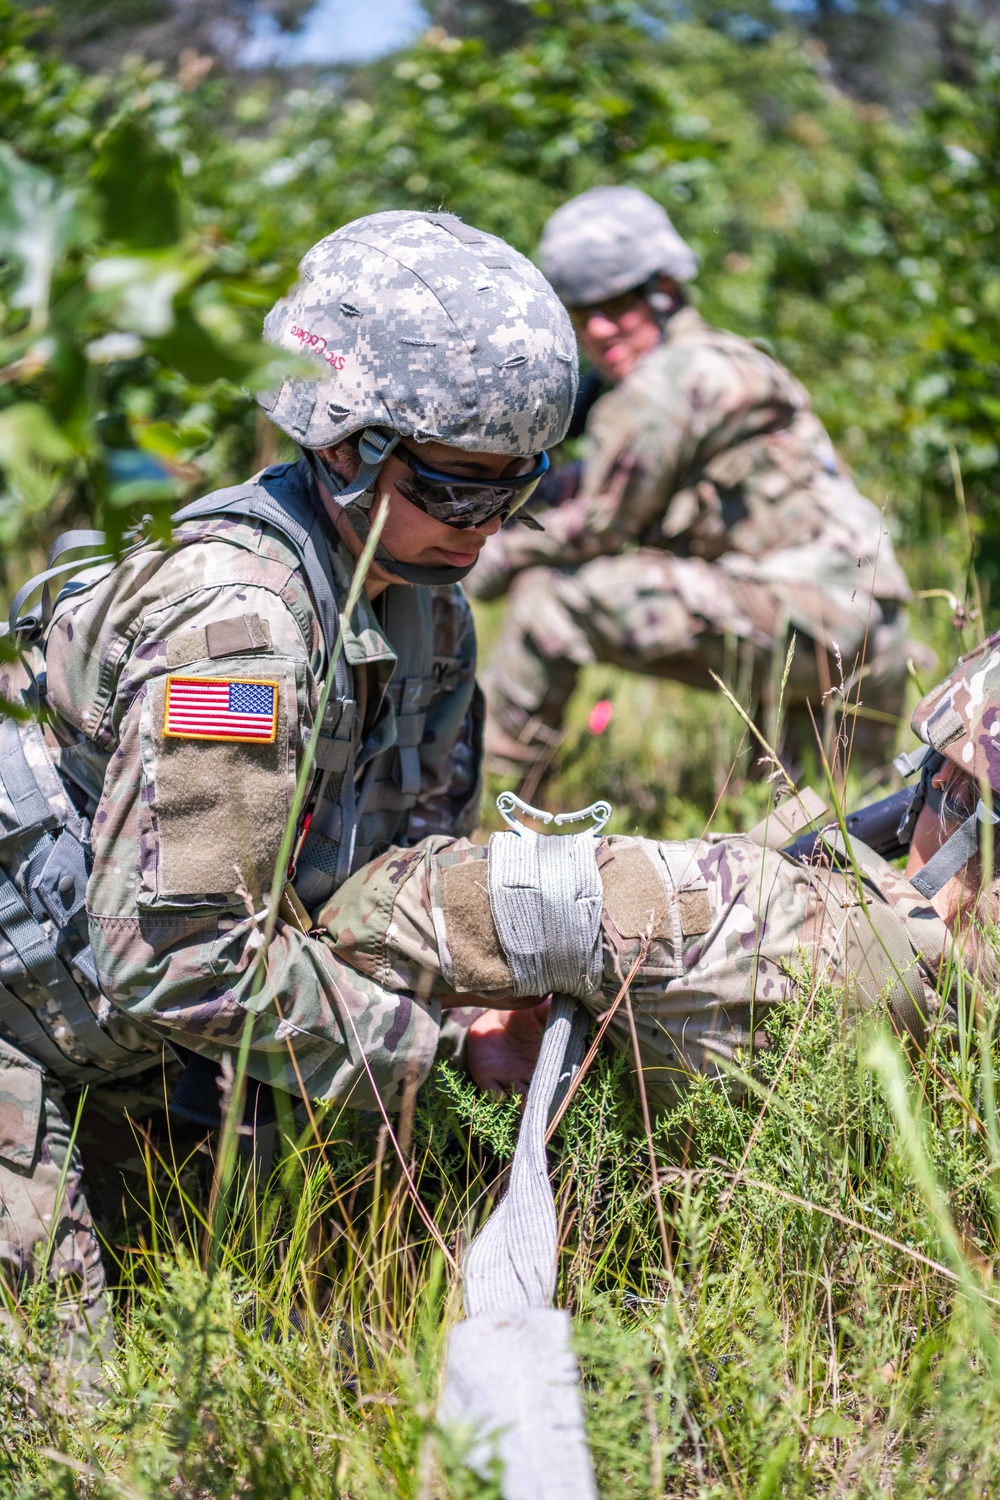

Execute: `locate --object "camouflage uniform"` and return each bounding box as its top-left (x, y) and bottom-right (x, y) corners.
top-left (473, 196), bottom-right (914, 770)
top-left (0, 210), bottom-right (578, 1333)
top-left (321, 819), bottom-right (952, 1112)
top-left (0, 490), bottom-right (482, 1334)
top-left (41, 492), bottom-right (482, 1105)
top-left (474, 307), bottom-right (913, 769)
top-left (0, 1046), bottom-right (110, 1353)
top-left (325, 622), bottom-right (1000, 1113)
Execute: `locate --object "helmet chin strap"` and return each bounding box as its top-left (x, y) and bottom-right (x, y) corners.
top-left (641, 276), bottom-right (684, 333)
top-left (302, 432), bottom-right (478, 588)
top-left (893, 743), bottom-right (1000, 900)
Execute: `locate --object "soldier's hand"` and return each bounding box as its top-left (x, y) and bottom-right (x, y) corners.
top-left (466, 1000), bottom-right (549, 1098)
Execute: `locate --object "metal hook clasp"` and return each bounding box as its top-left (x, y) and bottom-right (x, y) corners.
top-left (496, 791), bottom-right (612, 837)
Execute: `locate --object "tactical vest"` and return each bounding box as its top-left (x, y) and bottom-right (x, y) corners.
top-left (292, 583), bottom-right (438, 908)
top-left (0, 462), bottom-right (440, 1082)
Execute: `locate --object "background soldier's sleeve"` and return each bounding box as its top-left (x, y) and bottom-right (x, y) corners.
top-left (468, 340), bottom-right (800, 598)
top-left (69, 551), bottom-right (442, 1110)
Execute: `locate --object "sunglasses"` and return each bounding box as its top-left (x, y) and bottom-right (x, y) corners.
top-left (567, 290), bottom-right (645, 329)
top-left (393, 446), bottom-right (549, 531)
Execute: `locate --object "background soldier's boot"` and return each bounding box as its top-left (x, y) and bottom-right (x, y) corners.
top-left (481, 645), bottom-right (578, 784)
top-left (482, 713), bottom-right (565, 791)
top-left (480, 565), bottom-right (585, 780)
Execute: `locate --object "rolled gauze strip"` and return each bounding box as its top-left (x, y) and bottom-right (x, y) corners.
top-left (439, 993), bottom-right (597, 1500)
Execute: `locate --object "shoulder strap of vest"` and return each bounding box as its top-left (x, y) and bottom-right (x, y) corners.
top-left (173, 461), bottom-right (347, 673)
top-left (380, 587), bottom-right (438, 798)
top-left (15, 463), bottom-right (350, 693)
top-left (9, 532), bottom-right (115, 641)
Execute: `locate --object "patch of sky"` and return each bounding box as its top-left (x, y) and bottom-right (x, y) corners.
top-left (241, 0), bottom-right (425, 67)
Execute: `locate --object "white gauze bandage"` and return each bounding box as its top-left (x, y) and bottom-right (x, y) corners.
top-left (486, 826), bottom-right (603, 999)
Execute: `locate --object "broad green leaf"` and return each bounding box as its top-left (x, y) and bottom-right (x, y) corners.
top-left (91, 117), bottom-right (182, 249)
top-left (105, 447), bottom-right (183, 508)
top-left (0, 144), bottom-right (90, 327)
top-left (86, 250), bottom-right (203, 336)
top-left (0, 399), bottom-right (76, 534)
top-left (0, 399), bottom-right (75, 467)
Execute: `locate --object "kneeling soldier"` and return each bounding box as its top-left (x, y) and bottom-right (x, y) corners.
top-left (470, 186), bottom-right (920, 776)
top-left (0, 211), bottom-right (577, 1354)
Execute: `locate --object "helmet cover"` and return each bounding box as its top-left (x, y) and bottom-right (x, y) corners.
top-left (260, 210), bottom-right (578, 456)
top-left (538, 185), bottom-right (698, 308)
top-left (912, 630), bottom-right (1000, 794)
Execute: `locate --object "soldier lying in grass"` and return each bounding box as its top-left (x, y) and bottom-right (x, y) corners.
top-left (324, 638), bottom-right (1000, 1108)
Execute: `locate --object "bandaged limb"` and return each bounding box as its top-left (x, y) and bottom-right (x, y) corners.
top-left (320, 831), bottom-right (738, 1107)
top-left (321, 827), bottom-right (949, 1111)
top-left (320, 833), bottom-right (715, 998)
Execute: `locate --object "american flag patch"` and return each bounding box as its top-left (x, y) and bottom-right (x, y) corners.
top-left (163, 676), bottom-right (279, 744)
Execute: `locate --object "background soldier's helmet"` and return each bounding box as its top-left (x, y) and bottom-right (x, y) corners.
top-left (912, 630), bottom-right (1000, 794)
top-left (260, 210), bottom-right (579, 456)
top-left (538, 185), bottom-right (699, 309)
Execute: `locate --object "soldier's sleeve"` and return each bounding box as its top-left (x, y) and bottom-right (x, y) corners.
top-left (405, 586), bottom-right (484, 842)
top-left (80, 556), bottom-right (442, 1110)
top-left (466, 340), bottom-right (793, 591)
top-left (324, 822), bottom-right (961, 1110)
top-left (469, 463), bottom-right (669, 586)
top-left (322, 831), bottom-right (826, 1016)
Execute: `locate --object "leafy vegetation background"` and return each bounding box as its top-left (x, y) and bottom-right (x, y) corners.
top-left (4, 1), bottom-right (1000, 1494)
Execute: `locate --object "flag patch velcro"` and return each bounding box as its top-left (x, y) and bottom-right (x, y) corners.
top-left (163, 676), bottom-right (279, 744)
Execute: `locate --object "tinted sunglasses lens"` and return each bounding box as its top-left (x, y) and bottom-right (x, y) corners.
top-left (396, 478), bottom-right (514, 528)
top-left (397, 457), bottom-right (546, 530)
top-left (569, 293), bottom-right (640, 327)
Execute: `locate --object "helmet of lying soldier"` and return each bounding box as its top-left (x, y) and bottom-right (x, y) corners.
top-left (913, 631), bottom-right (1000, 792)
top-left (258, 211), bottom-right (578, 586)
top-left (538, 185), bottom-right (698, 309)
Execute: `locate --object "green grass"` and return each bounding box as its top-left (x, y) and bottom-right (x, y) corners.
top-left (8, 972), bottom-right (1000, 1497)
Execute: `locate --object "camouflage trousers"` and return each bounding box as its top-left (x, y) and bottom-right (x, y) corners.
top-left (480, 552), bottom-right (913, 776)
top-left (0, 1064), bottom-right (110, 1367)
top-left (0, 1052), bottom-right (194, 1373)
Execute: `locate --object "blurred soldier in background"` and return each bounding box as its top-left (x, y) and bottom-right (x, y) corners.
top-left (469, 185), bottom-right (919, 778)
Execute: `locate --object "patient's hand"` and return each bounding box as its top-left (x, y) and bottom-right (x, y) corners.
top-left (467, 1000), bottom-right (549, 1098)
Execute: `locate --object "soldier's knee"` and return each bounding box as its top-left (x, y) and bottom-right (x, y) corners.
top-left (0, 1163), bottom-right (105, 1298)
top-left (505, 568), bottom-right (576, 632)
top-left (0, 1079), bottom-right (106, 1302)
top-left (506, 565), bottom-right (562, 606)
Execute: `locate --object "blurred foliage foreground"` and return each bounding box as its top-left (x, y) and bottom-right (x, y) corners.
top-left (2, 1), bottom-right (1000, 1494)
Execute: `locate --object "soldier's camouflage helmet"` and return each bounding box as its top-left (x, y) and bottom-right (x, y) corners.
top-left (539, 186), bottom-right (698, 308)
top-left (912, 630), bottom-right (1000, 791)
top-left (260, 210), bottom-right (578, 456)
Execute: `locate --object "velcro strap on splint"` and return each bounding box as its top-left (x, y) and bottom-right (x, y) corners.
top-left (487, 830), bottom-right (603, 999)
top-left (746, 786), bottom-right (829, 849)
